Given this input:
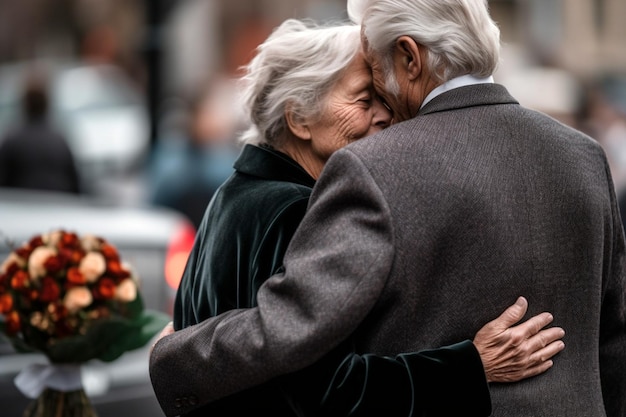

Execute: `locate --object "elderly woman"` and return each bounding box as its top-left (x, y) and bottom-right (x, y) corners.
top-left (151, 19), bottom-right (564, 416)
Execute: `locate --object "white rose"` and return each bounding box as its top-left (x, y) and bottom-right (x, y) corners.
top-left (79, 252), bottom-right (107, 283)
top-left (42, 230), bottom-right (63, 246)
top-left (115, 278), bottom-right (137, 302)
top-left (64, 286), bottom-right (93, 313)
top-left (28, 246), bottom-right (57, 279)
top-left (80, 234), bottom-right (102, 252)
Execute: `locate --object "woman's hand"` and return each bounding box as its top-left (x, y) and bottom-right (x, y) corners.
top-left (473, 296), bottom-right (565, 383)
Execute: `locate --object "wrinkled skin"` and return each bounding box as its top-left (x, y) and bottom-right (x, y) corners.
top-left (473, 296), bottom-right (565, 383)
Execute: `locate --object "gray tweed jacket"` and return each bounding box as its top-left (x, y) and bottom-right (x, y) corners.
top-left (150, 83), bottom-right (626, 416)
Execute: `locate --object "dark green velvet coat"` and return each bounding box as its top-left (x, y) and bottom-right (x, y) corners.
top-left (170, 144), bottom-right (490, 416)
top-left (174, 144), bottom-right (314, 325)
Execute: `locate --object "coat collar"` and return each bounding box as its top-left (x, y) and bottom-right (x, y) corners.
top-left (421, 75), bottom-right (494, 110)
top-left (418, 83), bottom-right (519, 116)
top-left (234, 144), bottom-right (316, 188)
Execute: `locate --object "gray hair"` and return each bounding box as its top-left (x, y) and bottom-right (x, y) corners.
top-left (238, 19), bottom-right (361, 147)
top-left (348, 0), bottom-right (501, 90)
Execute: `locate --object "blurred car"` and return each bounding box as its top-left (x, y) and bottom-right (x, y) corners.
top-left (0, 60), bottom-right (150, 197)
top-left (0, 187), bottom-right (195, 417)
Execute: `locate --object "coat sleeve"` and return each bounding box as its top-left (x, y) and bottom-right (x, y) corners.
top-left (283, 339), bottom-right (491, 417)
top-left (149, 148), bottom-right (396, 416)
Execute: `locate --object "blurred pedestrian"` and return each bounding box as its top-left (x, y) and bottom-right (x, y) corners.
top-left (0, 71), bottom-right (81, 194)
top-left (147, 76), bottom-right (240, 228)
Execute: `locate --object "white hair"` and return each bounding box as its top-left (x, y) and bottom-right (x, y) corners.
top-left (238, 19), bottom-right (361, 147)
top-left (348, 0), bottom-right (501, 87)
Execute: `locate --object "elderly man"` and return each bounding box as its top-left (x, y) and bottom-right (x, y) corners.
top-left (150, 1), bottom-right (626, 416)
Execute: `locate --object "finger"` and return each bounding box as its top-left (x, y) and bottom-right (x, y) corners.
top-left (519, 359), bottom-right (555, 379)
top-left (158, 321), bottom-right (175, 338)
top-left (528, 339), bottom-right (566, 363)
top-left (528, 327), bottom-right (565, 349)
top-left (489, 296), bottom-right (529, 330)
top-left (511, 311), bottom-right (555, 339)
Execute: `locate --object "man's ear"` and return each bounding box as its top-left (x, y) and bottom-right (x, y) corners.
top-left (285, 107), bottom-right (312, 140)
top-left (393, 35), bottom-right (422, 80)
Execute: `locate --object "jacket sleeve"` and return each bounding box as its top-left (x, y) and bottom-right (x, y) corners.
top-left (150, 148), bottom-right (396, 416)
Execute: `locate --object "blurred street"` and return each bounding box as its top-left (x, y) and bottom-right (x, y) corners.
top-left (0, 0), bottom-right (624, 211)
top-left (0, 1), bottom-right (625, 415)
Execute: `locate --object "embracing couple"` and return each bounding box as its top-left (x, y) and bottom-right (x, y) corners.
top-left (150, 0), bottom-right (626, 416)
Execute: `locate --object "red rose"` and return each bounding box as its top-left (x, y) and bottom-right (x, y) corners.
top-left (39, 276), bottom-right (61, 303)
top-left (43, 255), bottom-right (66, 274)
top-left (69, 249), bottom-right (85, 265)
top-left (28, 235), bottom-right (45, 249)
top-left (60, 232), bottom-right (80, 249)
top-left (15, 247), bottom-right (32, 260)
top-left (95, 277), bottom-right (116, 299)
top-left (100, 244), bottom-right (120, 261)
top-left (0, 293), bottom-right (13, 314)
top-left (2, 261), bottom-right (20, 277)
top-left (56, 248), bottom-right (71, 264)
top-left (10, 270), bottom-right (30, 291)
top-left (107, 260), bottom-right (131, 281)
top-left (66, 267), bottom-right (87, 285)
top-left (0, 272), bottom-right (9, 289)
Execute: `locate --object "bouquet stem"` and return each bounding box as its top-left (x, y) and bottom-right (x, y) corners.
top-left (23, 388), bottom-right (98, 417)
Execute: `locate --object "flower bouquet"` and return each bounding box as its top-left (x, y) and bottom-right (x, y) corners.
top-left (0, 230), bottom-right (171, 417)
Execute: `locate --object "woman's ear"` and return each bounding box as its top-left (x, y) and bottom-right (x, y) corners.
top-left (393, 35), bottom-right (422, 80)
top-left (285, 107), bottom-right (312, 140)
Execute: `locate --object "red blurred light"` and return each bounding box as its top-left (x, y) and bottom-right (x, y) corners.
top-left (164, 221), bottom-right (196, 291)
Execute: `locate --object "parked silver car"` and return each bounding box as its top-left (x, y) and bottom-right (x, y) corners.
top-left (0, 187), bottom-right (196, 417)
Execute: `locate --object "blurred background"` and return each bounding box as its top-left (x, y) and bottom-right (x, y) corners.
top-left (0, 0), bottom-right (625, 213)
top-left (0, 1), bottom-right (624, 416)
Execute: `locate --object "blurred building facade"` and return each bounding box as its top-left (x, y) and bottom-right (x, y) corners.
top-left (2, 0), bottom-right (623, 107)
top-left (490, 0), bottom-right (626, 77)
top-left (1, 0), bottom-right (624, 116)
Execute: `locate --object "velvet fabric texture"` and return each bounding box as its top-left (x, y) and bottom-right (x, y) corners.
top-left (174, 144), bottom-right (314, 415)
top-left (174, 144), bottom-right (315, 326)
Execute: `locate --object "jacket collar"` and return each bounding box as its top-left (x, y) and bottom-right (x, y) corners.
top-left (418, 83), bottom-right (519, 116)
top-left (234, 144), bottom-right (316, 188)
top-left (421, 75), bottom-right (494, 110)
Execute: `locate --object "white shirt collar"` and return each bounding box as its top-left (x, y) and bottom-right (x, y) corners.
top-left (420, 74), bottom-right (494, 109)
